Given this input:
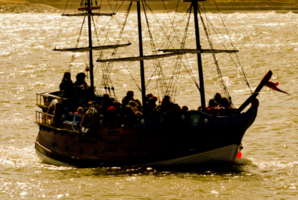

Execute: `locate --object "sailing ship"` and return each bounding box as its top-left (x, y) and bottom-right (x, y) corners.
top-left (34, 0), bottom-right (272, 167)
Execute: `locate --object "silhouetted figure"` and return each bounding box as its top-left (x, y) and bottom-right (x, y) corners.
top-left (81, 102), bottom-right (97, 133)
top-left (134, 99), bottom-right (143, 112)
top-left (59, 72), bottom-right (73, 100)
top-left (122, 91), bottom-right (134, 107)
top-left (123, 100), bottom-right (140, 127)
top-left (99, 94), bottom-right (112, 115)
top-left (219, 97), bottom-right (229, 109)
top-left (146, 93), bottom-right (153, 102)
top-left (73, 73), bottom-right (88, 107)
top-left (207, 99), bottom-right (216, 110)
top-left (156, 95), bottom-right (173, 117)
top-left (182, 106), bottom-right (188, 112)
top-left (171, 104), bottom-right (181, 115)
top-left (214, 93), bottom-right (221, 106)
top-left (106, 106), bottom-right (120, 128)
top-left (147, 97), bottom-right (157, 116)
top-left (75, 107), bottom-right (83, 115)
top-left (73, 73), bottom-right (87, 89)
top-left (59, 72), bottom-right (74, 111)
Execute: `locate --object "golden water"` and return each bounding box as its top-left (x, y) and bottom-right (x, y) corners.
top-left (0, 4), bottom-right (298, 199)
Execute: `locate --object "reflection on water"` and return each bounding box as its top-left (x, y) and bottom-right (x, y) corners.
top-left (0, 3), bottom-right (298, 199)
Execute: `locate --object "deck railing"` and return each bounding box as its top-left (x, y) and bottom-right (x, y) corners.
top-left (36, 92), bottom-right (66, 107)
top-left (36, 93), bottom-right (48, 107)
top-left (35, 110), bottom-right (54, 125)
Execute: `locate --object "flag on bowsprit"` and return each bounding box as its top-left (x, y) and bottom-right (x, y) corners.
top-left (265, 81), bottom-right (289, 95)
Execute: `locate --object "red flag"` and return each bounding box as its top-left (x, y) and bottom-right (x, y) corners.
top-left (265, 81), bottom-right (289, 95)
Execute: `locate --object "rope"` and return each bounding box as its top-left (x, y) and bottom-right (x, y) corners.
top-left (197, 5), bottom-right (231, 99)
top-left (141, 2), bottom-right (203, 102)
top-left (67, 16), bottom-right (86, 71)
top-left (143, 1), bottom-right (168, 98)
top-left (55, 0), bottom-right (71, 50)
top-left (200, 1), bottom-right (252, 94)
top-left (94, 2), bottom-right (142, 96)
top-left (213, 0), bottom-right (252, 93)
top-left (143, 1), bottom-right (194, 101)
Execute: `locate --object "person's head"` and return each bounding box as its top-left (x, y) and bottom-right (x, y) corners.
top-left (63, 72), bottom-right (71, 80)
top-left (162, 95), bottom-right (170, 104)
top-left (149, 97), bottom-right (156, 104)
top-left (134, 99), bottom-right (141, 106)
top-left (208, 99), bottom-right (216, 108)
top-left (87, 101), bottom-right (93, 107)
top-left (103, 94), bottom-right (110, 102)
top-left (173, 104), bottom-right (180, 111)
top-left (220, 97), bottom-right (229, 109)
top-left (146, 93), bottom-right (153, 100)
top-left (214, 93), bottom-right (222, 105)
top-left (182, 106), bottom-right (188, 112)
top-left (127, 91), bottom-right (134, 98)
top-left (76, 73), bottom-right (86, 81)
top-left (128, 100), bottom-right (136, 107)
top-left (112, 100), bottom-right (121, 109)
top-left (77, 107), bottom-right (83, 114)
top-left (148, 97), bottom-right (156, 108)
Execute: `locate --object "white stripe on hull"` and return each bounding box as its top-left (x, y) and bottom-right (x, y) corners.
top-left (36, 145), bottom-right (239, 167)
top-left (36, 150), bottom-right (75, 167)
top-left (143, 145), bottom-right (239, 166)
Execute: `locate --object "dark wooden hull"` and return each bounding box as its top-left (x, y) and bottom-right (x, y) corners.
top-left (35, 106), bottom-right (257, 167)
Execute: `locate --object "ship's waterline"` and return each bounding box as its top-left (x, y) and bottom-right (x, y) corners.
top-left (0, 5), bottom-right (298, 199)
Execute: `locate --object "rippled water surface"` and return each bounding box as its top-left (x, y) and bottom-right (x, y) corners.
top-left (0, 4), bottom-right (298, 199)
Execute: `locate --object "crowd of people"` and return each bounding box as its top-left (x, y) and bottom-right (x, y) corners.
top-left (205, 93), bottom-right (233, 111)
top-left (46, 72), bottom-right (234, 131)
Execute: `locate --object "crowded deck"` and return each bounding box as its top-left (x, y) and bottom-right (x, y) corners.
top-left (35, 72), bottom-right (237, 133)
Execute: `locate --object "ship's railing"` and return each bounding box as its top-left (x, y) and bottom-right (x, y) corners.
top-left (35, 110), bottom-right (54, 125)
top-left (36, 92), bottom-right (66, 108)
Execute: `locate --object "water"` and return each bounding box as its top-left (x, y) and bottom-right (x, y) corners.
top-left (0, 3), bottom-right (298, 199)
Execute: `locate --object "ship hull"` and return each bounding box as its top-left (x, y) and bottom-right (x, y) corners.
top-left (35, 106), bottom-right (257, 167)
top-left (36, 144), bottom-right (239, 167)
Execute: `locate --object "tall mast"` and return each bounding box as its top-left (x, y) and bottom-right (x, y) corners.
top-left (137, 1), bottom-right (147, 111)
top-left (88, 0), bottom-right (95, 91)
top-left (193, 1), bottom-right (206, 109)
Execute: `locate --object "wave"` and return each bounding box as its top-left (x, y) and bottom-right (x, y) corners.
top-left (0, 3), bottom-right (60, 13)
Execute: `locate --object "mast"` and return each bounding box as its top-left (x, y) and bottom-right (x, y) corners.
top-left (193, 1), bottom-right (206, 109)
top-left (137, 1), bottom-right (147, 112)
top-left (87, 0), bottom-right (95, 92)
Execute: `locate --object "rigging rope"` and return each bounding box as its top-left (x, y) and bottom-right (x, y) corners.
top-left (55, 0), bottom-right (71, 52)
top-left (142, 1), bottom-right (167, 98)
top-left (197, 5), bottom-right (231, 99)
top-left (67, 16), bottom-right (86, 72)
top-left (199, 1), bottom-right (252, 94)
top-left (212, 0), bottom-right (252, 93)
top-left (94, 1), bottom-right (142, 96)
top-left (144, 1), bottom-right (201, 101)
